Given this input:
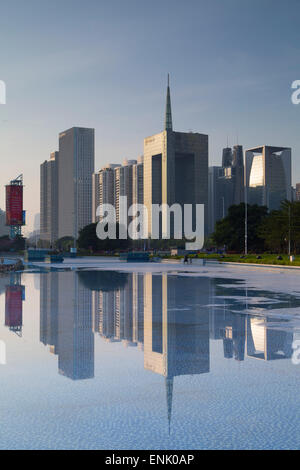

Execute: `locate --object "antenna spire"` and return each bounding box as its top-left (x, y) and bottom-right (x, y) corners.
top-left (164, 74), bottom-right (173, 131)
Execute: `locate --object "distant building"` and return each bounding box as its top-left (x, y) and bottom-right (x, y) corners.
top-left (34, 213), bottom-right (40, 232)
top-left (296, 183), bottom-right (300, 201)
top-left (222, 147), bottom-right (233, 168)
top-left (144, 77), bottom-right (208, 238)
top-left (0, 209), bottom-right (9, 237)
top-left (40, 152), bottom-right (58, 245)
top-left (232, 145), bottom-right (245, 205)
top-left (208, 166), bottom-right (224, 235)
top-left (246, 146), bottom-right (291, 210)
top-left (58, 127), bottom-right (95, 239)
top-left (208, 145), bottom-right (244, 234)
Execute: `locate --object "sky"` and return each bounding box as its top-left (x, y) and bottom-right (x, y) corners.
top-left (0, 0), bottom-right (300, 233)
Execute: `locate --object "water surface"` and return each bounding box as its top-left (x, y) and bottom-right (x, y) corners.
top-left (0, 267), bottom-right (300, 450)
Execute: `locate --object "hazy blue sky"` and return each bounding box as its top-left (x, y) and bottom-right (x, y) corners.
top-left (0, 0), bottom-right (300, 232)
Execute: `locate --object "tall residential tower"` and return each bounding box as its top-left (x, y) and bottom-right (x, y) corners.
top-left (58, 127), bottom-right (95, 239)
top-left (40, 151), bottom-right (58, 245)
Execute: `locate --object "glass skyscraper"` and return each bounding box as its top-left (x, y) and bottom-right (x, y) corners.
top-left (245, 146), bottom-right (291, 210)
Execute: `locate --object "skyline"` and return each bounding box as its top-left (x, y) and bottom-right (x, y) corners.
top-left (0, 0), bottom-right (300, 232)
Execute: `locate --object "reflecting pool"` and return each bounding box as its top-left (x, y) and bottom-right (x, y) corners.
top-left (0, 268), bottom-right (300, 450)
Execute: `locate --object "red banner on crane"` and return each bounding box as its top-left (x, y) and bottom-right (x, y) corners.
top-left (6, 185), bottom-right (23, 226)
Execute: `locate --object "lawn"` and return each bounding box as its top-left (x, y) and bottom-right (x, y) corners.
top-left (195, 253), bottom-right (300, 266)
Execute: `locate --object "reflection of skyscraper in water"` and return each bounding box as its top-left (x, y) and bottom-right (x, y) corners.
top-left (246, 317), bottom-right (293, 361)
top-left (93, 273), bottom-right (144, 347)
top-left (93, 290), bottom-right (117, 342)
top-left (144, 273), bottom-right (210, 430)
top-left (120, 274), bottom-right (135, 347)
top-left (209, 298), bottom-right (246, 362)
top-left (5, 274), bottom-right (25, 337)
top-left (222, 314), bottom-right (245, 361)
top-left (40, 271), bottom-right (94, 380)
top-left (209, 280), bottom-right (293, 362)
top-left (132, 273), bottom-right (144, 347)
top-left (40, 272), bottom-right (59, 354)
top-left (58, 272), bottom-right (94, 380)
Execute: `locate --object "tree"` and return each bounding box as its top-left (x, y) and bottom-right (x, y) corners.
top-left (212, 203), bottom-right (268, 252)
top-left (259, 201), bottom-right (300, 254)
top-left (55, 236), bottom-right (75, 251)
top-left (77, 223), bottom-right (131, 252)
top-left (77, 223), bottom-right (99, 251)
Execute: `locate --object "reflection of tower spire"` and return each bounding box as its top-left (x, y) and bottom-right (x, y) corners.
top-left (164, 74), bottom-right (173, 131)
top-left (165, 377), bottom-right (174, 435)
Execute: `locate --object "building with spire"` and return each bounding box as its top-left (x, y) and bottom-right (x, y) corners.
top-left (143, 76), bottom-right (208, 238)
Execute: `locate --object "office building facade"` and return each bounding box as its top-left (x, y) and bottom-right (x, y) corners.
top-left (144, 79), bottom-right (208, 237)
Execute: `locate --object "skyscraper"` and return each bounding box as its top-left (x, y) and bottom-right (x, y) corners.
top-left (132, 156), bottom-right (144, 206)
top-left (92, 164), bottom-right (120, 223)
top-left (208, 166), bottom-right (225, 234)
top-left (246, 145), bottom-right (291, 210)
top-left (208, 145), bottom-right (244, 234)
top-left (222, 147), bottom-right (233, 168)
top-left (40, 151), bottom-right (58, 245)
top-left (58, 127), bottom-right (95, 239)
top-left (114, 159), bottom-right (136, 225)
top-left (232, 145), bottom-right (245, 205)
top-left (144, 78), bottom-right (208, 238)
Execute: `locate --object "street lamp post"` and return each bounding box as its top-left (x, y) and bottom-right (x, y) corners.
top-left (288, 203), bottom-right (291, 257)
top-left (244, 151), bottom-right (248, 255)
